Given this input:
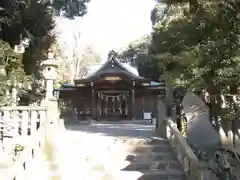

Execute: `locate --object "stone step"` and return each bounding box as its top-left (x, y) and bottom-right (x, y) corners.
top-left (56, 153), bottom-right (184, 174)
top-left (87, 170), bottom-right (186, 180)
top-left (121, 161), bottom-right (183, 172)
top-left (54, 162), bottom-right (186, 180)
top-left (133, 171), bottom-right (186, 180)
top-left (57, 142), bottom-right (175, 158)
top-left (63, 150), bottom-right (178, 164)
top-left (117, 137), bottom-right (170, 146)
top-left (53, 129), bottom-right (187, 179)
top-left (57, 164), bottom-right (186, 180)
top-left (57, 135), bottom-right (170, 147)
top-left (125, 152), bottom-right (179, 163)
top-left (123, 144), bottom-right (174, 154)
top-left (85, 152), bottom-right (184, 171)
top-left (88, 159), bottom-right (182, 171)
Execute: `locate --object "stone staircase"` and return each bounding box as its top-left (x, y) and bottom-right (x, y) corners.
top-left (54, 130), bottom-right (187, 180)
top-left (114, 138), bottom-right (187, 180)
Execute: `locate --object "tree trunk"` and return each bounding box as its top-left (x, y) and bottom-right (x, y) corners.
top-left (189, 0), bottom-right (199, 13)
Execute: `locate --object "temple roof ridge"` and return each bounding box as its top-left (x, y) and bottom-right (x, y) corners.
top-left (78, 58), bottom-right (142, 80)
top-left (117, 61), bottom-right (139, 77)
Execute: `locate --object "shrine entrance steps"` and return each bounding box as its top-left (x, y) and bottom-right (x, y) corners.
top-left (52, 120), bottom-right (187, 180)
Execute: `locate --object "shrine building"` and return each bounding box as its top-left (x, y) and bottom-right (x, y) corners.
top-left (55, 54), bottom-right (165, 121)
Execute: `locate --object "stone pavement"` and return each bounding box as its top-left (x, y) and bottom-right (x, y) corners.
top-left (52, 120), bottom-right (187, 180)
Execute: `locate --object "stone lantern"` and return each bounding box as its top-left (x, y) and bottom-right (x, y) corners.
top-left (41, 48), bottom-right (58, 100)
top-left (40, 49), bottom-right (62, 128)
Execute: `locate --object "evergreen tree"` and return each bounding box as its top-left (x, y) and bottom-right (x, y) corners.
top-left (123, 0), bottom-right (240, 123)
top-left (0, 0), bottom-right (90, 105)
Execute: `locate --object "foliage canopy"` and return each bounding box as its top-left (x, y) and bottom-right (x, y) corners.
top-left (0, 0), bottom-right (90, 104)
top-left (121, 0), bottom-right (240, 122)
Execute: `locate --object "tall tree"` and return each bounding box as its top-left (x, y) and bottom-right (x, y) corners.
top-left (51, 41), bottom-right (69, 85)
top-left (57, 26), bottom-right (83, 80)
top-left (119, 36), bottom-right (162, 81)
top-left (0, 0), bottom-right (90, 104)
top-left (149, 0), bottom-right (240, 125)
top-left (76, 45), bottom-right (101, 78)
top-left (50, 0), bottom-right (90, 18)
top-left (1, 0), bottom-right (90, 77)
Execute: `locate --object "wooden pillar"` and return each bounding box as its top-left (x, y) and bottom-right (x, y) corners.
top-left (141, 95), bottom-right (144, 115)
top-left (113, 97), bottom-right (115, 113)
top-left (96, 96), bottom-right (99, 121)
top-left (147, 90), bottom-right (151, 111)
top-left (91, 82), bottom-right (96, 120)
top-left (101, 96), bottom-right (104, 116)
top-left (118, 97), bottom-right (122, 114)
top-left (132, 81), bottom-right (136, 120)
top-left (125, 95), bottom-right (128, 118)
top-left (99, 94), bottom-right (102, 116)
top-left (105, 97), bottom-right (108, 115)
top-left (142, 91), bottom-right (145, 113)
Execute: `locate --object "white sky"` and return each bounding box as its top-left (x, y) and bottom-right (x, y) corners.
top-left (56, 0), bottom-right (156, 59)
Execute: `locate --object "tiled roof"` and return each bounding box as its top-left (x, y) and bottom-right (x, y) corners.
top-left (78, 60), bottom-right (142, 80)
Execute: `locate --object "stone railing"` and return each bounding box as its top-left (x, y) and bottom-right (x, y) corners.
top-left (0, 106), bottom-right (47, 137)
top-left (0, 106), bottom-right (51, 180)
top-left (165, 118), bottom-right (205, 180)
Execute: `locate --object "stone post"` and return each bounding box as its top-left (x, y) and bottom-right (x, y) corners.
top-left (163, 71), bottom-right (173, 117)
top-left (156, 99), bottom-right (167, 137)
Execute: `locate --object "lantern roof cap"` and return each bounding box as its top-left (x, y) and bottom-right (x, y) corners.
top-left (41, 59), bottom-right (58, 67)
